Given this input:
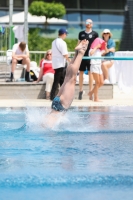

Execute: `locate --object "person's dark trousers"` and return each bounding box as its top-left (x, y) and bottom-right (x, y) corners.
top-left (50, 67), bottom-right (66, 100)
top-left (60, 66), bottom-right (66, 86)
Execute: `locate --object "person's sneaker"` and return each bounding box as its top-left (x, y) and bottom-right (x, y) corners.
top-left (6, 78), bottom-right (14, 82)
top-left (78, 91), bottom-right (83, 100)
top-left (6, 78), bottom-right (13, 83)
top-left (78, 91), bottom-right (85, 100)
top-left (104, 79), bottom-right (110, 84)
top-left (6, 73), bottom-right (14, 82)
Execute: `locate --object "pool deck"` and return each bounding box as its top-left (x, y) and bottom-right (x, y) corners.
top-left (0, 85), bottom-right (133, 107)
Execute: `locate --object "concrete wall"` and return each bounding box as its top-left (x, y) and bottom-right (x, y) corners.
top-left (0, 82), bottom-right (113, 99)
top-left (0, 63), bottom-right (113, 99)
top-left (75, 84), bottom-right (113, 99)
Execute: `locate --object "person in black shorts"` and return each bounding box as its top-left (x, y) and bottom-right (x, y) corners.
top-left (78, 19), bottom-right (98, 100)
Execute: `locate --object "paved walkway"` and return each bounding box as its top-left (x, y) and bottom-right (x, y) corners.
top-left (0, 86), bottom-right (133, 107)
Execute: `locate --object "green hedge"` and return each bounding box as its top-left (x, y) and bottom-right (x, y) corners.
top-left (29, 29), bottom-right (120, 51)
top-left (115, 40), bottom-right (120, 51)
top-left (28, 29), bottom-right (120, 63)
top-left (28, 29), bottom-right (77, 51)
top-left (28, 29), bottom-right (77, 64)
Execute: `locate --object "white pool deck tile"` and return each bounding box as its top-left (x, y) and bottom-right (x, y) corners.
top-left (0, 86), bottom-right (133, 107)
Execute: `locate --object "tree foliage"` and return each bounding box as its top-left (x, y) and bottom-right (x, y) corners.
top-left (44, 2), bottom-right (66, 19)
top-left (29, 1), bottom-right (66, 26)
top-left (28, 29), bottom-right (54, 51)
top-left (28, 1), bottom-right (46, 16)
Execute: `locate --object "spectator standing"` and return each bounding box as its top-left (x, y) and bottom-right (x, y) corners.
top-left (88, 38), bottom-right (106, 102)
top-left (101, 29), bottom-right (116, 84)
top-left (78, 19), bottom-right (98, 100)
top-left (50, 28), bottom-right (71, 100)
top-left (34, 49), bottom-right (55, 100)
top-left (6, 41), bottom-right (32, 82)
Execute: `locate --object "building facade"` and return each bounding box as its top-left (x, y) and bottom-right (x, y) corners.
top-left (0, 0), bottom-right (126, 40)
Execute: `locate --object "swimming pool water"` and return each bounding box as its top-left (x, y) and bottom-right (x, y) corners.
top-left (0, 106), bottom-right (133, 200)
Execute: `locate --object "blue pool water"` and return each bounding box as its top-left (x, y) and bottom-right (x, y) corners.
top-left (0, 106), bottom-right (133, 200)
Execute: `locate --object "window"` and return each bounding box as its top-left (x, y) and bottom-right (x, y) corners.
top-left (0, 11), bottom-right (8, 17)
top-left (0, 0), bottom-right (8, 7)
top-left (30, 0), bottom-right (78, 8)
top-left (99, 13), bottom-right (124, 22)
top-left (81, 0), bottom-right (126, 10)
top-left (64, 12), bottom-right (82, 22)
top-left (0, 0), bottom-right (23, 7)
top-left (82, 12), bottom-right (99, 22)
top-left (14, 0), bottom-right (23, 7)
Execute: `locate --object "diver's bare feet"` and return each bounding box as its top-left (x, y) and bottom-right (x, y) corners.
top-left (75, 39), bottom-right (89, 53)
top-left (75, 41), bottom-right (84, 50)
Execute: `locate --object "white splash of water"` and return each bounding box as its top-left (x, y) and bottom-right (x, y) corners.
top-left (24, 107), bottom-right (96, 133)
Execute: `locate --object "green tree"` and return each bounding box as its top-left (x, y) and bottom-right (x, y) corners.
top-left (29, 1), bottom-right (66, 28)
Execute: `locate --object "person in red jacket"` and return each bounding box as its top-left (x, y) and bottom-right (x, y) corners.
top-left (35, 50), bottom-right (55, 99)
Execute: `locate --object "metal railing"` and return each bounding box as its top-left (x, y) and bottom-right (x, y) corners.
top-left (0, 51), bottom-right (6, 63)
top-left (0, 50), bottom-right (75, 65)
top-left (29, 51), bottom-right (75, 65)
top-left (1, 50), bottom-right (133, 65)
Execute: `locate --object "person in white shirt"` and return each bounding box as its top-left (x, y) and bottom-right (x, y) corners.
top-left (6, 41), bottom-right (32, 82)
top-left (50, 28), bottom-right (71, 100)
top-left (88, 38), bottom-right (106, 102)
